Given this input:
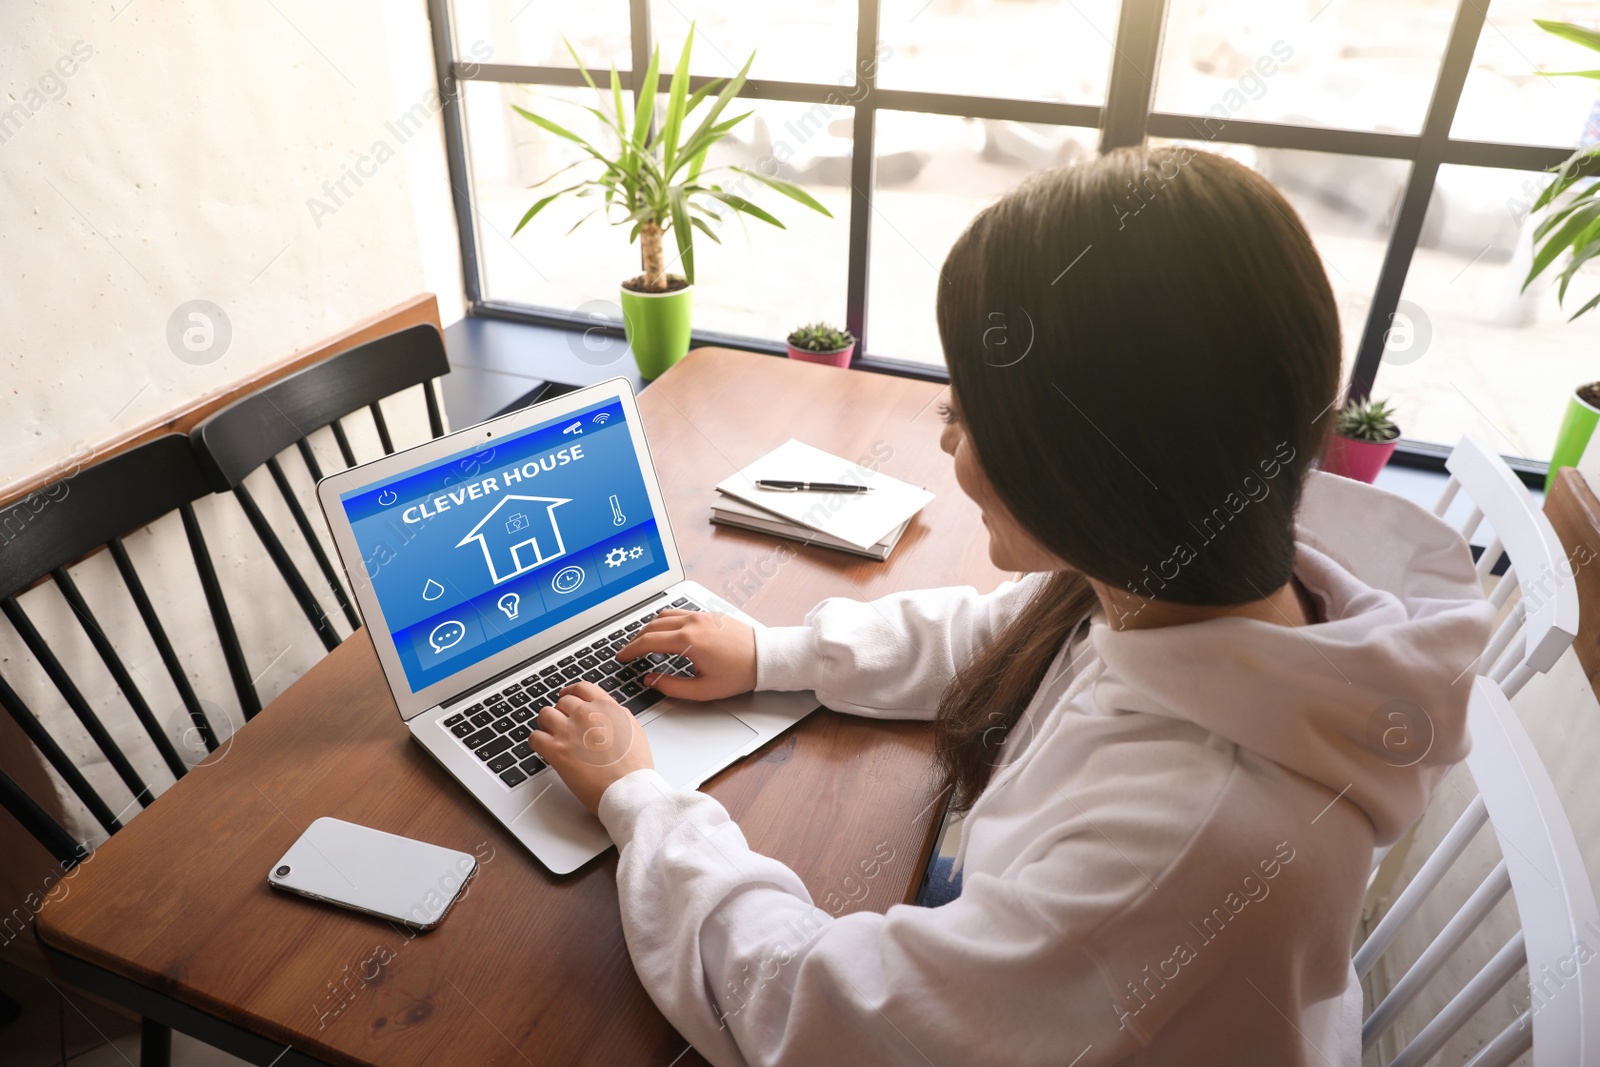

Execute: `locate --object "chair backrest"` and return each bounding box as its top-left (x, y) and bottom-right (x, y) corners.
top-left (1353, 676), bottom-right (1600, 1066)
top-left (0, 435), bottom-right (253, 861)
top-left (188, 325), bottom-right (451, 653)
top-left (1433, 434), bottom-right (1578, 698)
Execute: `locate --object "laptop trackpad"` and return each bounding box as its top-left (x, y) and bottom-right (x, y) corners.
top-left (645, 705), bottom-right (758, 789)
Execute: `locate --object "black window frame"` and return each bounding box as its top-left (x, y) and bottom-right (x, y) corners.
top-left (427, 0), bottom-right (1568, 480)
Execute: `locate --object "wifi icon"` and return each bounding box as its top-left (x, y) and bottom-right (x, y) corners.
top-left (592, 412), bottom-right (611, 426)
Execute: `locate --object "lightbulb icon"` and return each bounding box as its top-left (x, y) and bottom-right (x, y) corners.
top-left (497, 592), bottom-right (520, 620)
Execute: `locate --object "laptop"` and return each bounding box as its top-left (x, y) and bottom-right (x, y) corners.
top-left (316, 378), bottom-right (818, 874)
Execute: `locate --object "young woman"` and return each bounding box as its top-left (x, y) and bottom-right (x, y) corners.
top-left (527, 146), bottom-right (1494, 1066)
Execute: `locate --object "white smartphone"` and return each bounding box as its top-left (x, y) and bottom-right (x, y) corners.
top-left (267, 817), bottom-right (478, 932)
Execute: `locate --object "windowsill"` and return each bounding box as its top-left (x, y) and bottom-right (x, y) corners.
top-left (439, 312), bottom-right (944, 427)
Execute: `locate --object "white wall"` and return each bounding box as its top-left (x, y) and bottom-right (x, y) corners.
top-left (0, 0), bottom-right (467, 845)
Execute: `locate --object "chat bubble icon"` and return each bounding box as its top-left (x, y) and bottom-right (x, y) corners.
top-left (429, 620), bottom-right (466, 654)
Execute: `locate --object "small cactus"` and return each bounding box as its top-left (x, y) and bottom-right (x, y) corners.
top-left (787, 322), bottom-right (855, 353)
top-left (1336, 397), bottom-right (1400, 443)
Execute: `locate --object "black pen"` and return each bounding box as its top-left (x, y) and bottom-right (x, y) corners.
top-left (754, 479), bottom-right (873, 494)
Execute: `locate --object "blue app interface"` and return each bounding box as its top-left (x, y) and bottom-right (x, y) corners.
top-left (340, 398), bottom-right (668, 693)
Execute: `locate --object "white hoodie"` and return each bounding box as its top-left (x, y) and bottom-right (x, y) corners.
top-left (595, 471), bottom-right (1495, 1066)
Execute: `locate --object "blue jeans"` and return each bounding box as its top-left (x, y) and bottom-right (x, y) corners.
top-left (915, 854), bottom-right (963, 908)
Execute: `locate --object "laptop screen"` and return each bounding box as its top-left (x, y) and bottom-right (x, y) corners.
top-left (338, 396), bottom-right (668, 693)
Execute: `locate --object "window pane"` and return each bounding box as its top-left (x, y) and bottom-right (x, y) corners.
top-left (1379, 165), bottom-right (1584, 461)
top-left (672, 99), bottom-right (853, 341)
top-left (453, 0), bottom-right (630, 70)
top-left (466, 82), bottom-right (630, 315)
top-left (652, 1), bottom-right (860, 83)
top-left (1450, 0), bottom-right (1600, 147)
top-left (876, 0), bottom-right (1117, 105)
top-left (1154, 0), bottom-right (1455, 134)
top-left (867, 112), bottom-right (1100, 365)
top-left (465, 83), bottom-right (849, 342)
top-left (1152, 140), bottom-right (1408, 377)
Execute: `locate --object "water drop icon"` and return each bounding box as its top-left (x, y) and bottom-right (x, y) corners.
top-left (422, 579), bottom-right (445, 601)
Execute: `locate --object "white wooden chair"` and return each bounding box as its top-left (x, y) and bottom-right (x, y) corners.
top-left (1368, 435), bottom-right (1578, 890)
top-left (1433, 433), bottom-right (1578, 699)
top-left (1354, 677), bottom-right (1600, 1066)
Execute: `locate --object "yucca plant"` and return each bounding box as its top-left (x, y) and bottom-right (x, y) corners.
top-left (510, 24), bottom-right (831, 293)
top-left (1335, 397), bottom-right (1400, 443)
top-left (1523, 19), bottom-right (1600, 489)
top-left (1525, 19), bottom-right (1600, 317)
top-left (787, 322), bottom-right (855, 353)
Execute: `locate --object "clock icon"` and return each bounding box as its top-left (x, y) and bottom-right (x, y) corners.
top-left (551, 566), bottom-right (585, 595)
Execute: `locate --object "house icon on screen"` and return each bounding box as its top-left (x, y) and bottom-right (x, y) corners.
top-left (455, 494), bottom-right (571, 585)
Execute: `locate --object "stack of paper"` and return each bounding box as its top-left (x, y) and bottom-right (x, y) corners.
top-left (710, 439), bottom-right (934, 561)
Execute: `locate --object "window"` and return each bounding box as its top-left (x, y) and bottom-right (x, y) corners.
top-left (432, 0), bottom-right (1588, 465)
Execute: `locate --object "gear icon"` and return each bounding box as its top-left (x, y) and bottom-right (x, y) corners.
top-left (628, 546), bottom-right (643, 559)
top-left (603, 546), bottom-right (629, 568)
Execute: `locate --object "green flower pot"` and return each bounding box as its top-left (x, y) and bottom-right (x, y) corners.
top-left (619, 282), bottom-right (693, 380)
top-left (1548, 384), bottom-right (1600, 493)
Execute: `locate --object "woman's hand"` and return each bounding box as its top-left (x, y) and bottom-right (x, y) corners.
top-left (527, 682), bottom-right (653, 814)
top-left (618, 608), bottom-right (758, 700)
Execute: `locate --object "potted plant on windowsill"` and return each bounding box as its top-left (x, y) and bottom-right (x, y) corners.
top-left (786, 322), bottom-right (856, 368)
top-left (1322, 397), bottom-right (1401, 483)
top-left (1523, 19), bottom-right (1600, 488)
top-left (511, 26), bottom-right (832, 380)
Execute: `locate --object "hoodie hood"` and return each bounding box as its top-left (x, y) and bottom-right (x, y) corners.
top-left (1091, 470), bottom-right (1496, 845)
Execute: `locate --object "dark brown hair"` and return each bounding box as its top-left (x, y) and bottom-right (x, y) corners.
top-left (933, 146), bottom-right (1341, 810)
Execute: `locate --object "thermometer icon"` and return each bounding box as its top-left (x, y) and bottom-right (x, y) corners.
top-left (609, 494), bottom-right (626, 526)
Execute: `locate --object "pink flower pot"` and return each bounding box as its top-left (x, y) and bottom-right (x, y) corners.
top-left (1321, 433), bottom-right (1399, 483)
top-left (786, 341), bottom-right (855, 368)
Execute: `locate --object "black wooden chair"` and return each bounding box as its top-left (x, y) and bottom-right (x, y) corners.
top-left (188, 324), bottom-right (451, 654)
top-left (0, 433), bottom-right (254, 1067)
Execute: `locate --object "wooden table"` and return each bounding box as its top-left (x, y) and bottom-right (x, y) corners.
top-left (1546, 467), bottom-right (1600, 697)
top-left (36, 348), bottom-right (1008, 1067)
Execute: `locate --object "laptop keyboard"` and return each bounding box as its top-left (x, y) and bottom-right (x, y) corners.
top-left (439, 598), bottom-right (704, 789)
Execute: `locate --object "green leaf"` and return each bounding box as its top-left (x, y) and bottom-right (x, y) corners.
top-left (689, 215), bottom-right (722, 244)
top-left (678, 52), bottom-right (753, 167)
top-left (511, 182), bottom-right (586, 235)
top-left (524, 156), bottom-right (592, 190)
top-left (632, 45), bottom-right (661, 153)
top-left (511, 105), bottom-right (596, 151)
top-left (563, 38), bottom-right (602, 94)
top-left (1528, 199), bottom-right (1600, 285)
top-left (610, 65), bottom-right (628, 133)
top-left (670, 187), bottom-right (695, 284)
top-left (661, 23), bottom-right (695, 174)
top-left (1536, 19), bottom-right (1600, 55)
top-left (673, 114), bottom-right (757, 180)
top-left (564, 207), bottom-right (602, 236)
top-left (1531, 148), bottom-right (1600, 214)
top-left (703, 189), bottom-right (785, 228)
top-left (1542, 68), bottom-right (1600, 79)
top-left (1567, 288), bottom-right (1600, 321)
top-left (684, 79), bottom-right (718, 116)
top-left (729, 166), bottom-right (833, 217)
top-left (1557, 229), bottom-right (1600, 299)
top-left (686, 143), bottom-right (710, 182)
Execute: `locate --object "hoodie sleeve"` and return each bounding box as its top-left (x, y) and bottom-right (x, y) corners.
top-left (751, 576), bottom-right (1040, 720)
top-left (597, 768), bottom-right (1136, 1067)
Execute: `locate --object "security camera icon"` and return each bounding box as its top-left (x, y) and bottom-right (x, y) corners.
top-left (505, 512), bottom-right (529, 535)
top-left (429, 620), bottom-right (466, 654)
